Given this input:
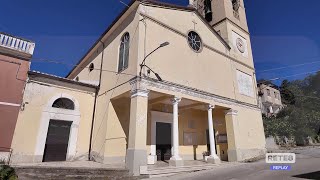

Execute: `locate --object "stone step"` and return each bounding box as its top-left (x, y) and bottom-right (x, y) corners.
top-left (14, 166), bottom-right (139, 180)
top-left (149, 172), bottom-right (180, 178)
top-left (142, 162), bottom-right (242, 177)
top-left (141, 164), bottom-right (221, 175)
top-left (147, 163), bottom-right (219, 171)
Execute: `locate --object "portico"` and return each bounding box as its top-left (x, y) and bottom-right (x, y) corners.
top-left (123, 77), bottom-right (243, 175)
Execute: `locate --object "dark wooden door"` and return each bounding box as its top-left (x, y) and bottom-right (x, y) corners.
top-left (156, 122), bottom-right (172, 161)
top-left (43, 120), bottom-right (72, 162)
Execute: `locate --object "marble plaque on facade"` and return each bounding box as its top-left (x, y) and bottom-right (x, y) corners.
top-left (237, 70), bottom-right (254, 97)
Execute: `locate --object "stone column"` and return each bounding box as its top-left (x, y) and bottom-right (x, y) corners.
top-left (126, 86), bottom-right (149, 176)
top-left (169, 97), bottom-right (183, 166)
top-left (207, 105), bottom-right (221, 164)
top-left (225, 109), bottom-right (241, 162)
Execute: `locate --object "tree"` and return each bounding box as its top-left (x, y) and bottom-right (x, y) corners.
top-left (280, 80), bottom-right (296, 105)
top-left (263, 74), bottom-right (320, 145)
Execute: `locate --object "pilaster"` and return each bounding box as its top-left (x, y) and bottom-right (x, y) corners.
top-left (225, 109), bottom-right (241, 162)
top-left (126, 79), bottom-right (149, 176)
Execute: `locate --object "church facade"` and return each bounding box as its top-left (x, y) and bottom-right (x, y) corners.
top-left (10, 0), bottom-right (266, 176)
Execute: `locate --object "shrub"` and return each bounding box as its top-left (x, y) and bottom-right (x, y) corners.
top-left (0, 165), bottom-right (18, 180)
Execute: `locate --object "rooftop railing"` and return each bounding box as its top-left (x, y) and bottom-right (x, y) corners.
top-left (0, 32), bottom-right (35, 55)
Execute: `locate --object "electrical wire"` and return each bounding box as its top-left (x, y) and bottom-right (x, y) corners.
top-left (260, 70), bottom-right (320, 101)
top-left (266, 70), bottom-right (319, 81)
top-left (119, 0), bottom-right (129, 7)
top-left (32, 57), bottom-right (320, 102)
top-left (32, 57), bottom-right (320, 83)
top-left (32, 58), bottom-right (137, 77)
top-left (257, 60), bottom-right (320, 73)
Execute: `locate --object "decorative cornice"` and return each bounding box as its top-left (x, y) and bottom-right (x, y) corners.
top-left (130, 77), bottom-right (149, 98)
top-left (131, 89), bottom-right (149, 98)
top-left (129, 76), bottom-right (260, 111)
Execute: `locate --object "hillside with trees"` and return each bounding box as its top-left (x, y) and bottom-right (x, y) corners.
top-left (263, 71), bottom-right (320, 145)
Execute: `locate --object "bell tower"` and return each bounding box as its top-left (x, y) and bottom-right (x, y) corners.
top-left (189, 0), bottom-right (254, 68)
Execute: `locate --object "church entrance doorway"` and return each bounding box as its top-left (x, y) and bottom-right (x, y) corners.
top-left (156, 122), bottom-right (172, 161)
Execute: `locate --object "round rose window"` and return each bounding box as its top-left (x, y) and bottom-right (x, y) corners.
top-left (187, 31), bottom-right (202, 52)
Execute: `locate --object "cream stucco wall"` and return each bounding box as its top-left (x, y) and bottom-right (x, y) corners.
top-left (137, 5), bottom-right (257, 106)
top-left (146, 109), bottom-right (210, 160)
top-left (11, 81), bottom-right (95, 163)
top-left (102, 99), bottom-right (130, 163)
top-left (8, 1), bottom-right (266, 168)
top-left (87, 7), bottom-right (141, 162)
top-left (65, 2), bottom-right (265, 164)
top-left (75, 50), bottom-right (102, 85)
top-left (178, 109), bottom-right (217, 160)
top-left (210, 0), bottom-right (249, 32)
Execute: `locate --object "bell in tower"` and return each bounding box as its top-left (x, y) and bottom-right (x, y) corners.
top-left (189, 0), bottom-right (213, 22)
top-left (232, 0), bottom-right (241, 11)
top-left (204, 0), bottom-right (212, 22)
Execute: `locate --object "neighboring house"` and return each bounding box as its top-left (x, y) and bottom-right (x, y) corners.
top-left (257, 83), bottom-right (283, 116)
top-left (0, 32), bottom-right (35, 162)
top-left (10, 0), bottom-right (266, 176)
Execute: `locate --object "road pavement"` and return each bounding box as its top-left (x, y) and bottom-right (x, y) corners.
top-left (152, 146), bottom-right (320, 180)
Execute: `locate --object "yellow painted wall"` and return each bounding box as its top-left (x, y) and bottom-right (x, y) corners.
top-left (137, 5), bottom-right (257, 105)
top-left (103, 99), bottom-right (129, 163)
top-left (232, 105), bottom-right (266, 150)
top-left (85, 7), bottom-right (141, 162)
top-left (64, 3), bottom-right (265, 163)
top-left (178, 110), bottom-right (208, 159)
top-left (75, 50), bottom-right (102, 85)
top-left (145, 108), bottom-right (226, 160)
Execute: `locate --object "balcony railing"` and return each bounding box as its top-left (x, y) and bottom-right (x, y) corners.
top-left (0, 32), bottom-right (35, 55)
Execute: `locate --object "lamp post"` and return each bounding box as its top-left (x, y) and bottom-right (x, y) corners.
top-left (139, 42), bottom-right (169, 81)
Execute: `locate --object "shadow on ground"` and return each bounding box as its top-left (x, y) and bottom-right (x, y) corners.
top-left (293, 171), bottom-right (320, 179)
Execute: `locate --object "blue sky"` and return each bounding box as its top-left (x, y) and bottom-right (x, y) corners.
top-left (1, 0), bottom-right (320, 84)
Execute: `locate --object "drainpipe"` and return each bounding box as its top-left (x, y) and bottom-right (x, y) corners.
top-left (88, 40), bottom-right (105, 161)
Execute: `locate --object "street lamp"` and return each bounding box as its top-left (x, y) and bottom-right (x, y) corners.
top-left (139, 42), bottom-right (170, 80)
top-left (144, 64), bottom-right (162, 81)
